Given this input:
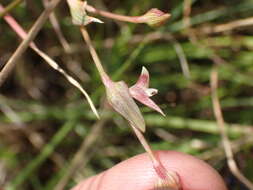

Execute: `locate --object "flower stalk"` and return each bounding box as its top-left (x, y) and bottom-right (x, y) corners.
top-left (67, 0), bottom-right (170, 27)
top-left (85, 5), bottom-right (171, 27)
top-left (70, 1), bottom-right (179, 188)
top-left (131, 125), bottom-right (181, 190)
top-left (80, 26), bottom-right (111, 87)
top-left (80, 26), bottom-right (180, 190)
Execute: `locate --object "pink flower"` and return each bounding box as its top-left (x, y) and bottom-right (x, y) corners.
top-left (130, 67), bottom-right (165, 116)
top-left (105, 66), bottom-right (164, 133)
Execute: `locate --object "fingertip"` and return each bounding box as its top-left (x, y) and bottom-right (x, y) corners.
top-left (71, 151), bottom-right (227, 190)
top-left (156, 151), bottom-right (227, 190)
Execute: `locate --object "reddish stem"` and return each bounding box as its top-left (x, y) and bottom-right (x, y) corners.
top-left (131, 125), bottom-right (181, 189)
top-left (80, 26), bottom-right (113, 88)
top-left (86, 4), bottom-right (143, 23)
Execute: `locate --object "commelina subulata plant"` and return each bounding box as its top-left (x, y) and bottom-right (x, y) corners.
top-left (1, 0), bottom-right (180, 189)
top-left (68, 1), bottom-right (180, 189)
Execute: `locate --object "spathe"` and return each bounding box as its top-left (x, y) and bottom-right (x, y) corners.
top-left (105, 81), bottom-right (146, 132)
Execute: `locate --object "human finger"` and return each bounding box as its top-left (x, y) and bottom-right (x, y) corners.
top-left (71, 150), bottom-right (227, 190)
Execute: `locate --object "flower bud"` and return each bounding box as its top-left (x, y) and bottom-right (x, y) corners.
top-left (140, 8), bottom-right (170, 27)
top-left (105, 81), bottom-right (146, 132)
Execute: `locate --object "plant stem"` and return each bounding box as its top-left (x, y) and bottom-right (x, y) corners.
top-left (0, 0), bottom-right (62, 87)
top-left (85, 4), bottom-right (142, 23)
top-left (42, 0), bottom-right (71, 54)
top-left (131, 125), bottom-right (156, 162)
top-left (1, 4), bottom-right (99, 118)
top-left (80, 26), bottom-right (111, 86)
top-left (130, 125), bottom-right (180, 189)
top-left (211, 68), bottom-right (253, 190)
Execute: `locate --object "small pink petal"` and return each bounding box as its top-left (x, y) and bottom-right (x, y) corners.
top-left (131, 89), bottom-right (165, 116)
top-left (130, 67), bottom-right (165, 116)
top-left (135, 66), bottom-right (150, 88)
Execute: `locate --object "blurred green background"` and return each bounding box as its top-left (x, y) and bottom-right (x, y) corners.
top-left (0, 0), bottom-right (253, 189)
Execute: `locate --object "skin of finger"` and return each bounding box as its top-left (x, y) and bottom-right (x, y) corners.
top-left (71, 150), bottom-right (227, 190)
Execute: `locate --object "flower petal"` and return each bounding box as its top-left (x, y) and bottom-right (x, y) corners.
top-left (146, 88), bottom-right (158, 97)
top-left (130, 67), bottom-right (165, 116)
top-left (134, 66), bottom-right (150, 88)
top-left (130, 87), bottom-right (165, 116)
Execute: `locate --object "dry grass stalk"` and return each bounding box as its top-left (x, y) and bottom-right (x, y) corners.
top-left (200, 16), bottom-right (253, 34)
top-left (1, 4), bottom-right (99, 118)
top-left (42, 0), bottom-right (72, 54)
top-left (0, 0), bottom-right (62, 87)
top-left (210, 68), bottom-right (253, 190)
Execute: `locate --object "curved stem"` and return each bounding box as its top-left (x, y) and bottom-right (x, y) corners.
top-left (86, 4), bottom-right (143, 23)
top-left (80, 26), bottom-right (112, 87)
top-left (0, 0), bottom-right (62, 87)
top-left (130, 125), bottom-right (181, 190)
